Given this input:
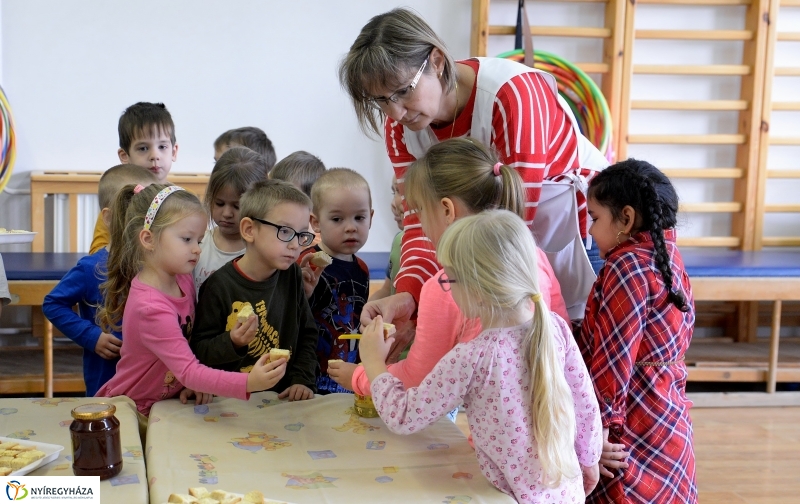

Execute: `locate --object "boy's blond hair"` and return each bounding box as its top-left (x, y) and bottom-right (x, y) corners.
top-left (240, 179), bottom-right (312, 222)
top-left (98, 164), bottom-right (158, 210)
top-left (270, 151), bottom-right (326, 197)
top-left (310, 168), bottom-right (372, 214)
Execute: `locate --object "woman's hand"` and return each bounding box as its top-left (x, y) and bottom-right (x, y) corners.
top-left (360, 292), bottom-right (416, 326)
top-left (299, 254), bottom-right (325, 298)
top-left (230, 316), bottom-right (258, 348)
top-left (361, 292), bottom-right (416, 360)
top-left (359, 315), bottom-right (394, 382)
top-left (328, 361), bottom-right (357, 391)
top-left (599, 427), bottom-right (629, 478)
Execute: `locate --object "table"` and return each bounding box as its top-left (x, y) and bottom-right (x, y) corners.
top-left (146, 393), bottom-right (514, 504)
top-left (0, 395), bottom-right (148, 504)
top-left (3, 252), bottom-right (85, 396)
top-left (683, 250), bottom-right (800, 392)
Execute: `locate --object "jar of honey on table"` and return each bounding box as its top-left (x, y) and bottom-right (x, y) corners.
top-left (69, 403), bottom-right (123, 480)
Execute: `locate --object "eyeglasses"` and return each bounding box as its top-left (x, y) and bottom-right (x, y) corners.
top-left (438, 272), bottom-right (457, 292)
top-left (368, 56), bottom-right (429, 110)
top-left (251, 217), bottom-right (315, 247)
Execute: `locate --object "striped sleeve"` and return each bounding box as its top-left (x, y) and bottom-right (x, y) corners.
top-left (384, 119), bottom-right (439, 303)
top-left (490, 72), bottom-right (594, 235)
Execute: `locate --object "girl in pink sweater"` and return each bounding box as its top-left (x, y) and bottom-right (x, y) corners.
top-left (359, 210), bottom-right (602, 503)
top-left (329, 138), bottom-right (568, 396)
top-left (96, 184), bottom-right (286, 415)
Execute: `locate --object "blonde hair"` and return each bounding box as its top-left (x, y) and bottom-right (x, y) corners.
top-left (338, 7), bottom-right (456, 137)
top-left (405, 138), bottom-right (525, 220)
top-left (270, 150), bottom-right (326, 197)
top-left (98, 164), bottom-right (157, 210)
top-left (239, 179), bottom-right (311, 221)
top-left (205, 146), bottom-right (269, 217)
top-left (310, 168), bottom-right (372, 214)
top-left (97, 184), bottom-right (205, 332)
top-left (436, 210), bottom-right (579, 487)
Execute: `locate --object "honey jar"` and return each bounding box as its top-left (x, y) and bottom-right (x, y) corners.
top-left (354, 394), bottom-right (379, 418)
top-left (69, 403), bottom-right (123, 480)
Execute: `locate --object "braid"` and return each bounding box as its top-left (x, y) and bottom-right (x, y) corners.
top-left (637, 176), bottom-right (689, 312)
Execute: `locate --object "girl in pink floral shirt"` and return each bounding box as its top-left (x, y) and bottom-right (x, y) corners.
top-left (360, 210), bottom-right (602, 503)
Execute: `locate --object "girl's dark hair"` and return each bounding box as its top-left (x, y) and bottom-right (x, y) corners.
top-left (588, 158), bottom-right (689, 312)
top-left (205, 147), bottom-right (269, 217)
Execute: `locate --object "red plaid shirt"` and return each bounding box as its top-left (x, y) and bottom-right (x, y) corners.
top-left (578, 229), bottom-right (697, 504)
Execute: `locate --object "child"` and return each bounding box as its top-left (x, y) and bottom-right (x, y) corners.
top-left (191, 180), bottom-right (318, 401)
top-left (43, 164), bottom-right (156, 396)
top-left (214, 126), bottom-right (276, 169)
top-left (269, 150), bottom-right (326, 197)
top-left (330, 138), bottom-right (569, 397)
top-left (193, 147), bottom-right (269, 293)
top-left (360, 210), bottom-right (602, 503)
top-left (369, 175), bottom-right (404, 301)
top-left (90, 102), bottom-right (178, 254)
top-left (95, 183), bottom-right (286, 415)
top-left (297, 168), bottom-right (372, 394)
top-left (578, 159), bottom-right (696, 503)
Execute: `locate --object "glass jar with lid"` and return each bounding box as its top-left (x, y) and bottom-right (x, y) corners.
top-left (69, 403), bottom-right (123, 479)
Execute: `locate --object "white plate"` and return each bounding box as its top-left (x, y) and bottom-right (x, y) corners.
top-left (0, 231), bottom-right (37, 245)
top-left (0, 436), bottom-right (65, 476)
top-left (161, 491), bottom-right (295, 504)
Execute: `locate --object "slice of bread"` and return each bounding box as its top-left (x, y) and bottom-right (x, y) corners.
top-left (167, 495), bottom-right (198, 504)
top-left (383, 322), bottom-right (396, 339)
top-left (243, 491), bottom-right (264, 503)
top-left (268, 348), bottom-right (291, 362)
top-left (236, 303), bottom-right (255, 324)
top-left (188, 487), bottom-right (210, 498)
top-left (309, 250), bottom-right (333, 268)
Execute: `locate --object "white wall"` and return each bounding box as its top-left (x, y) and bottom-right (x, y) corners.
top-left (0, 0), bottom-right (473, 252)
top-left (0, 0), bottom-right (797, 254)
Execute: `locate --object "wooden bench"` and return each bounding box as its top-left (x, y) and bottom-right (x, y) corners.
top-left (30, 171), bottom-right (209, 252)
top-left (684, 250), bottom-right (800, 393)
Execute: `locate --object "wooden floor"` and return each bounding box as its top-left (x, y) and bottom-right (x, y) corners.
top-left (457, 406), bottom-right (800, 503)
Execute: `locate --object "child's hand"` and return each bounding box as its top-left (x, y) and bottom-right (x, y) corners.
top-left (581, 463), bottom-right (600, 497)
top-left (599, 427), bottom-right (629, 478)
top-left (230, 316), bottom-right (258, 348)
top-left (278, 384), bottom-right (314, 401)
top-left (360, 315), bottom-right (394, 381)
top-left (179, 388), bottom-right (214, 406)
top-left (328, 362), bottom-right (357, 391)
top-left (246, 354), bottom-right (287, 393)
top-left (95, 333), bottom-right (122, 360)
top-left (299, 254), bottom-right (325, 298)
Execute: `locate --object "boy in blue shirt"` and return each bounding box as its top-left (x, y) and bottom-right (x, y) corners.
top-left (43, 164), bottom-right (156, 395)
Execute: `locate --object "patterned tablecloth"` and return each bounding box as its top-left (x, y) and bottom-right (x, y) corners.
top-left (0, 395), bottom-right (148, 503)
top-left (146, 392), bottom-right (514, 504)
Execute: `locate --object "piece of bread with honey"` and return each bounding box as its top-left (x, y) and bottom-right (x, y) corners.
top-left (236, 303), bottom-right (255, 324)
top-left (268, 348), bottom-right (291, 362)
top-left (309, 250), bottom-right (333, 268)
top-left (383, 322), bottom-right (396, 339)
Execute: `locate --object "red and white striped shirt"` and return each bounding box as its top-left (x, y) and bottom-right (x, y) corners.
top-left (386, 59), bottom-right (597, 302)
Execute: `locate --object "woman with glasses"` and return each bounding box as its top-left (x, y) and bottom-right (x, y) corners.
top-left (339, 8), bottom-right (608, 349)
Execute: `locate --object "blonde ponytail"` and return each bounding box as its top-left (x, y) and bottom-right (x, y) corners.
top-left (527, 295), bottom-right (579, 486)
top-left (437, 210), bottom-right (579, 487)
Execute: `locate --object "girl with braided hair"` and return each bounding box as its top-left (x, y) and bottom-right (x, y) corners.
top-left (578, 159), bottom-right (696, 503)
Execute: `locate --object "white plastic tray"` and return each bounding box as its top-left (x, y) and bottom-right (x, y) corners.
top-left (0, 231), bottom-right (37, 245)
top-left (0, 436), bottom-right (65, 476)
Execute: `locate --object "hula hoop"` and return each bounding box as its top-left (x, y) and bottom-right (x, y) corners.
top-left (0, 85), bottom-right (17, 194)
top-left (496, 48), bottom-right (614, 162)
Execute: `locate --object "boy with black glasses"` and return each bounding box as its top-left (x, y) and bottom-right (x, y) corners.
top-left (191, 180), bottom-right (318, 401)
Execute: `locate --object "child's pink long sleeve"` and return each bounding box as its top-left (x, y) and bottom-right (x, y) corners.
top-left (97, 275), bottom-right (249, 415)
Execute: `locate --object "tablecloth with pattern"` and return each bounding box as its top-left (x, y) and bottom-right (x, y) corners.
top-left (0, 395), bottom-right (148, 503)
top-left (146, 392), bottom-right (514, 504)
